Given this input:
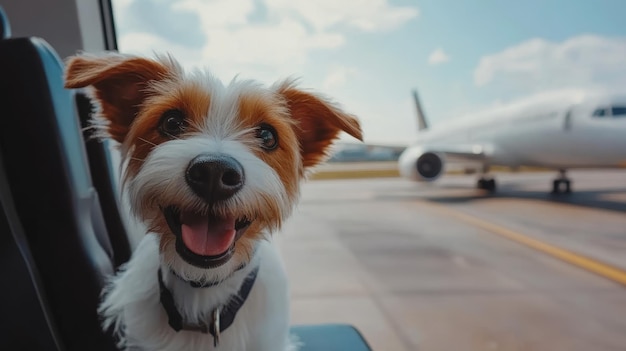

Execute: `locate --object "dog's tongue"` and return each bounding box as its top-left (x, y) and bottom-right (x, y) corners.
top-left (180, 212), bottom-right (236, 256)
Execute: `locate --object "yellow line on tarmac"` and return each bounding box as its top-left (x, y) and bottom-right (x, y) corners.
top-left (310, 168), bottom-right (399, 180)
top-left (308, 163), bottom-right (553, 181)
top-left (431, 204), bottom-right (626, 287)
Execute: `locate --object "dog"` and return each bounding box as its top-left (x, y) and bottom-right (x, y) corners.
top-left (64, 52), bottom-right (362, 351)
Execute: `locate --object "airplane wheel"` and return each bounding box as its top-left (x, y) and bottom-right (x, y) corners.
top-left (477, 179), bottom-right (486, 189)
top-left (551, 179), bottom-right (560, 194)
top-left (551, 179), bottom-right (572, 194)
top-left (477, 178), bottom-right (496, 192)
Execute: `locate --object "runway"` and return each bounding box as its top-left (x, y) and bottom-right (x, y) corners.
top-left (277, 170), bottom-right (626, 351)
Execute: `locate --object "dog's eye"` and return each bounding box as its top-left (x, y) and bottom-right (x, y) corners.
top-left (159, 110), bottom-right (187, 137)
top-left (256, 124), bottom-right (278, 150)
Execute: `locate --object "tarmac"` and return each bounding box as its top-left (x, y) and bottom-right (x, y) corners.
top-left (277, 169), bottom-right (626, 351)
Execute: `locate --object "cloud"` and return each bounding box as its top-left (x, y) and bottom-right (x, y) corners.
top-left (114, 0), bottom-right (418, 82)
top-left (323, 66), bottom-right (358, 90)
top-left (200, 19), bottom-right (344, 68)
top-left (114, 0), bottom-right (206, 48)
top-left (264, 0), bottom-right (419, 32)
top-left (428, 48), bottom-right (450, 65)
top-left (474, 35), bottom-right (626, 91)
top-left (117, 32), bottom-right (209, 68)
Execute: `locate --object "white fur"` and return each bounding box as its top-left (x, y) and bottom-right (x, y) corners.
top-left (126, 135), bottom-right (291, 283)
top-left (100, 234), bottom-right (299, 351)
top-left (99, 73), bottom-right (301, 350)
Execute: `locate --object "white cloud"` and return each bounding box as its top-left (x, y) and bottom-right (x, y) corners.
top-left (201, 20), bottom-right (344, 67)
top-left (118, 32), bottom-right (208, 68)
top-left (265, 0), bottom-right (419, 32)
top-left (323, 66), bottom-right (358, 90)
top-left (428, 48), bottom-right (450, 65)
top-left (174, 0), bottom-right (254, 27)
top-left (474, 35), bottom-right (626, 90)
top-left (114, 0), bottom-right (418, 83)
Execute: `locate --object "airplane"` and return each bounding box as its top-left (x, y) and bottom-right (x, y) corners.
top-left (398, 88), bottom-right (626, 193)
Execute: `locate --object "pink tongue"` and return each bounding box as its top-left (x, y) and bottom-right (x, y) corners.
top-left (180, 213), bottom-right (237, 256)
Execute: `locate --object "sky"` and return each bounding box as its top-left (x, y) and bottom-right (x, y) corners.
top-left (111, 0), bottom-right (626, 145)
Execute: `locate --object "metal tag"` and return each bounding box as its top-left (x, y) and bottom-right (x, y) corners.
top-left (212, 307), bottom-right (221, 347)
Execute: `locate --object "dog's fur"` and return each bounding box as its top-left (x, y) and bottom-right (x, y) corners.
top-left (64, 52), bottom-right (362, 351)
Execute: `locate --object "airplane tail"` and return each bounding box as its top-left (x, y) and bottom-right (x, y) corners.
top-left (412, 89), bottom-right (428, 131)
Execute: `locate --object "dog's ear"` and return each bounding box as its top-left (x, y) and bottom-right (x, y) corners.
top-left (64, 53), bottom-right (172, 142)
top-left (277, 82), bottom-right (363, 169)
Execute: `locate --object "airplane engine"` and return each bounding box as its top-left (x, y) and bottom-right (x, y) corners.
top-left (398, 148), bottom-right (445, 182)
top-left (416, 152), bottom-right (444, 180)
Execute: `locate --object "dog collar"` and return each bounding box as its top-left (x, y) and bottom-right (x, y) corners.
top-left (169, 262), bottom-right (247, 288)
top-left (158, 265), bottom-right (260, 347)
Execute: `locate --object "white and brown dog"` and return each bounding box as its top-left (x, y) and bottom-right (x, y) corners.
top-left (64, 52), bottom-right (362, 351)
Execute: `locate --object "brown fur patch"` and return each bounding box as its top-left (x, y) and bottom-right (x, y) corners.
top-left (238, 93), bottom-right (300, 205)
top-left (64, 53), bottom-right (177, 142)
top-left (276, 81), bottom-right (363, 169)
top-left (123, 81), bottom-right (211, 179)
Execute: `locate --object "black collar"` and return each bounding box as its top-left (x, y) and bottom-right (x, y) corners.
top-left (158, 265), bottom-right (260, 347)
top-left (169, 262), bottom-right (248, 288)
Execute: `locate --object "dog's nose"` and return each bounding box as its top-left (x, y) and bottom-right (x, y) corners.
top-left (185, 154), bottom-right (245, 202)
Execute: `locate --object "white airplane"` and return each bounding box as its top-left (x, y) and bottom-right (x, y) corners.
top-left (398, 88), bottom-right (626, 193)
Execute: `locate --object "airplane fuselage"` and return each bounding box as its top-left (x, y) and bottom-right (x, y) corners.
top-left (399, 90), bottom-right (626, 186)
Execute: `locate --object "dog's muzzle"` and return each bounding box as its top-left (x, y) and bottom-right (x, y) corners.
top-left (185, 154), bottom-right (245, 202)
top-left (161, 153), bottom-right (252, 269)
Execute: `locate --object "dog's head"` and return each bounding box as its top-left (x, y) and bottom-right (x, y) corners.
top-left (64, 52), bottom-right (362, 280)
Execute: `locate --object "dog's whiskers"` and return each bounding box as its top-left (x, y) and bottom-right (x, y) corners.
top-left (138, 137), bottom-right (158, 147)
top-left (163, 132), bottom-right (181, 140)
top-left (187, 119), bottom-right (204, 133)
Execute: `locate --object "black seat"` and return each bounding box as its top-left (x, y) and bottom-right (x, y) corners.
top-left (0, 5), bottom-right (119, 350)
top-left (0, 159), bottom-right (62, 350)
top-left (75, 91), bottom-right (132, 267)
top-left (0, 3), bottom-right (9, 39)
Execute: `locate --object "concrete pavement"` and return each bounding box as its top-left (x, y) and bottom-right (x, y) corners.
top-left (277, 170), bottom-right (626, 351)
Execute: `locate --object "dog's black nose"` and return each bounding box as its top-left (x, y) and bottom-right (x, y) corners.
top-left (185, 154), bottom-right (245, 202)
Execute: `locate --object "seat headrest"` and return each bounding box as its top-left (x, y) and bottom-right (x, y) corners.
top-left (0, 5), bottom-right (10, 39)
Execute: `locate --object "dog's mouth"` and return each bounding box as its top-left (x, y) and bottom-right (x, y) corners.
top-left (163, 206), bottom-right (253, 269)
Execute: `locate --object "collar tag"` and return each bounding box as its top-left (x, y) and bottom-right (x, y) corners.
top-left (212, 307), bottom-right (221, 347)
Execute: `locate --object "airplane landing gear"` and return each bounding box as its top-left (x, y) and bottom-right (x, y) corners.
top-left (477, 177), bottom-right (496, 192)
top-left (552, 169), bottom-right (571, 194)
top-left (477, 165), bottom-right (496, 192)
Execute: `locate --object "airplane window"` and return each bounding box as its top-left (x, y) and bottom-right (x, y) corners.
top-left (592, 108), bottom-right (607, 117)
top-left (611, 106), bottom-right (626, 116)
